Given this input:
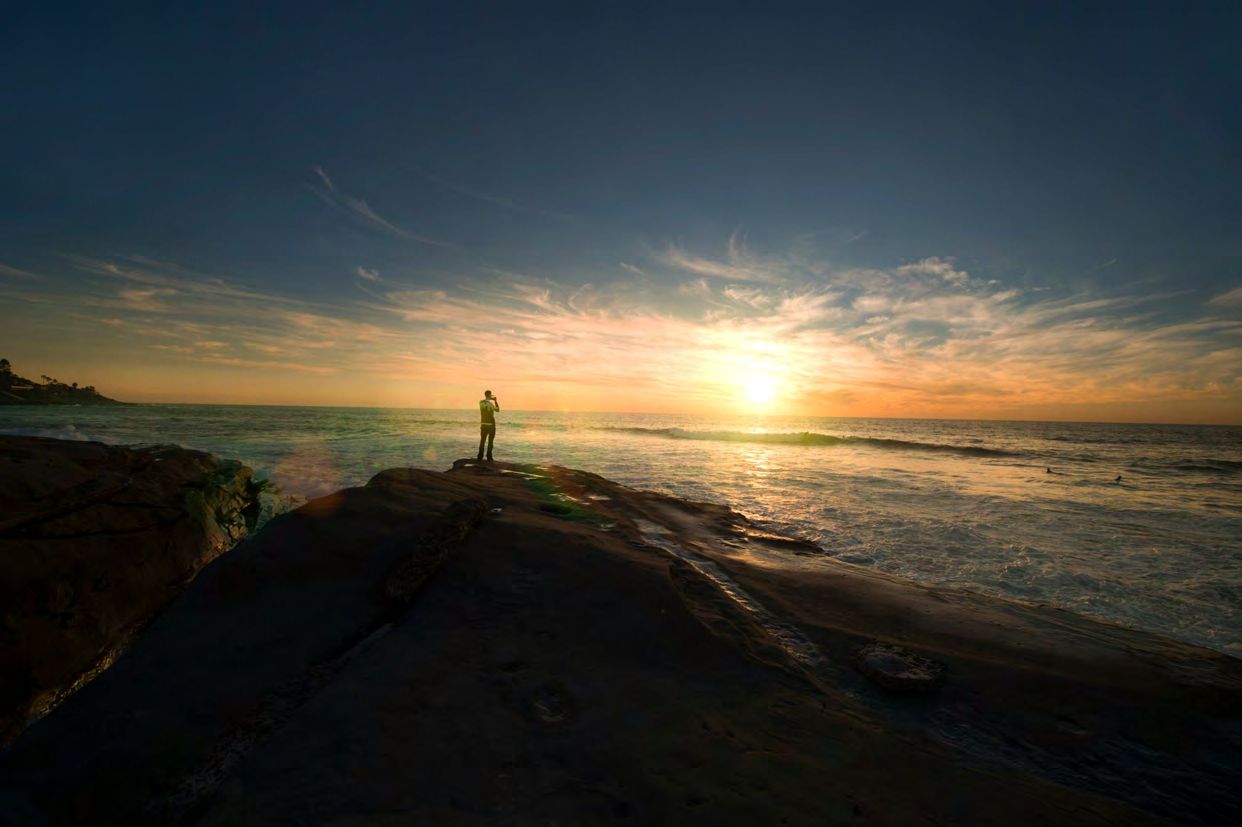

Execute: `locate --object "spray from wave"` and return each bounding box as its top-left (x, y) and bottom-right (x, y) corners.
top-left (0, 424), bottom-right (102, 443)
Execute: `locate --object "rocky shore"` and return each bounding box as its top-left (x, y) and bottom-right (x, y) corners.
top-left (0, 436), bottom-right (263, 749)
top-left (1, 449), bottom-right (1239, 824)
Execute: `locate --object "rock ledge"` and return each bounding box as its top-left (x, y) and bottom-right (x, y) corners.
top-left (0, 436), bottom-right (262, 748)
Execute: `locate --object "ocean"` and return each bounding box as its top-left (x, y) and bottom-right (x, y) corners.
top-left (3, 404), bottom-right (1239, 655)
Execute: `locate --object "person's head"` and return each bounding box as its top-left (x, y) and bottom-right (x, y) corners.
top-left (484, 389), bottom-right (493, 399)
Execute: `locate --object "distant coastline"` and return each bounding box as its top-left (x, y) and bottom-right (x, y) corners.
top-left (0, 358), bottom-right (122, 406)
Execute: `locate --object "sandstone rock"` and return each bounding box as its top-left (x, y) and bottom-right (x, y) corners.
top-left (0, 436), bottom-right (262, 748)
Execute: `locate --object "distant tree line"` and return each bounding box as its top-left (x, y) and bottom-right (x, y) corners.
top-left (0, 359), bottom-right (105, 400)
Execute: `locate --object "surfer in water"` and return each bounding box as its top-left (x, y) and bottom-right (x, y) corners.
top-left (478, 389), bottom-right (499, 461)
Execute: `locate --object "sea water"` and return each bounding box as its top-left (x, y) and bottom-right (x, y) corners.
top-left (3, 405), bottom-right (1239, 655)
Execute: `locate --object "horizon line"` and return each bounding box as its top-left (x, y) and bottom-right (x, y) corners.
top-left (95, 400), bottom-right (1242, 428)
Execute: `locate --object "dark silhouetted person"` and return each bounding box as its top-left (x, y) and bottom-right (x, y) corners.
top-left (478, 389), bottom-right (499, 461)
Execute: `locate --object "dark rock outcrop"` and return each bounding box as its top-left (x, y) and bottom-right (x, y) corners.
top-left (1, 457), bottom-right (1239, 825)
top-left (855, 642), bottom-right (945, 692)
top-left (384, 498), bottom-right (488, 602)
top-left (0, 436), bottom-right (262, 748)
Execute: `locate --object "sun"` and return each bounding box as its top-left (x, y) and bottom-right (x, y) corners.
top-left (743, 373), bottom-right (777, 405)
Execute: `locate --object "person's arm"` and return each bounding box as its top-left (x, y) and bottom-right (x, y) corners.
top-left (492, 398), bottom-right (500, 412)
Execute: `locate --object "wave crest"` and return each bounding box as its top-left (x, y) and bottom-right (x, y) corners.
top-left (1131, 459), bottom-right (1242, 475)
top-left (594, 427), bottom-right (1019, 457)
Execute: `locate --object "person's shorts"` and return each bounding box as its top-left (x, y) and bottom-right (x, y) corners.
top-left (480, 423), bottom-right (496, 436)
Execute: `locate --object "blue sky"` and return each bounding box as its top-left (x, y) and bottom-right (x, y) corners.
top-left (1, 2), bottom-right (1239, 420)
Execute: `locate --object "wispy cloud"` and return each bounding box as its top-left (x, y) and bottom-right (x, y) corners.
top-left (6, 247), bottom-right (1240, 419)
top-left (16, 255), bottom-right (407, 379)
top-left (411, 168), bottom-right (579, 223)
top-left (356, 266), bottom-right (381, 282)
top-left (196, 355), bottom-right (339, 375)
top-left (117, 287), bottom-right (177, 312)
top-left (70, 255), bottom-right (271, 296)
top-left (353, 251), bottom-right (1241, 416)
top-left (659, 236), bottom-right (787, 283)
top-left (723, 286), bottom-right (773, 309)
top-left (308, 166), bottom-right (454, 248)
top-left (1208, 285), bottom-right (1242, 308)
top-left (0, 262), bottom-right (40, 279)
top-left (1082, 257), bottom-right (1118, 277)
top-left (895, 256), bottom-right (970, 286)
top-left (312, 165), bottom-right (335, 192)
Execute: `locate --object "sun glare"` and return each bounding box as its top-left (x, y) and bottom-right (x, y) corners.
top-left (744, 373), bottom-right (777, 405)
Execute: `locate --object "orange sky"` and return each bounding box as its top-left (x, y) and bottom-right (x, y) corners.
top-left (3, 251), bottom-right (1239, 424)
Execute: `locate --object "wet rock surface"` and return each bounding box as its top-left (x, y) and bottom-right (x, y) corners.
top-left (1, 456), bottom-right (1240, 825)
top-left (855, 643), bottom-right (945, 692)
top-left (0, 436), bottom-right (261, 748)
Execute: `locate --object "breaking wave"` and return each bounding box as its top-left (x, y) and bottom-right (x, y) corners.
top-left (0, 424), bottom-right (103, 443)
top-left (593, 427), bottom-right (1020, 458)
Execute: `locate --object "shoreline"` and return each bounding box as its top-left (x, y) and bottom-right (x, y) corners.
top-left (0, 425), bottom-right (1237, 656)
top-left (2, 440), bottom-right (1239, 822)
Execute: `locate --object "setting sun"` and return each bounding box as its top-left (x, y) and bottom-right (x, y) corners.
top-left (744, 373), bottom-right (777, 405)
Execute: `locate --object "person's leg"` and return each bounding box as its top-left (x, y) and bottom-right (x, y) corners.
top-left (478, 424), bottom-right (487, 460)
top-left (486, 425), bottom-right (496, 460)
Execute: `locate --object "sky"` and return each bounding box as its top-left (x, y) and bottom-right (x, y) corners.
top-left (1, 2), bottom-right (1240, 423)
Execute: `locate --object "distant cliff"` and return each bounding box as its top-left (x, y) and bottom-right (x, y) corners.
top-left (0, 359), bottom-right (122, 405)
